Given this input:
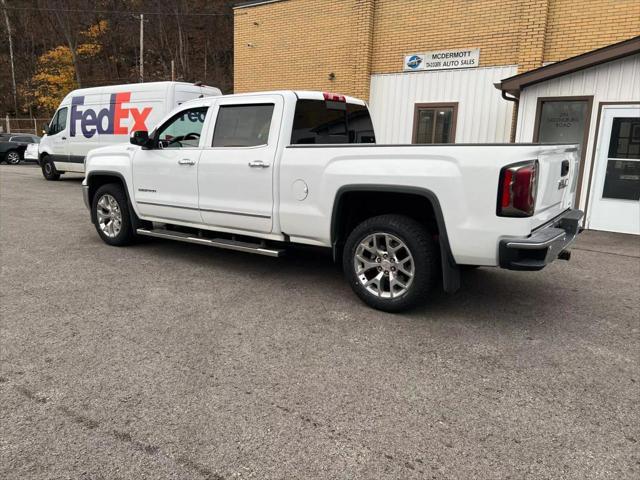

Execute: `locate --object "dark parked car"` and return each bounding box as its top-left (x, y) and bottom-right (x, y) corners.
top-left (0, 133), bottom-right (41, 165)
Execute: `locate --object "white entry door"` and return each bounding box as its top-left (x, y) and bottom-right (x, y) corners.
top-left (587, 105), bottom-right (640, 234)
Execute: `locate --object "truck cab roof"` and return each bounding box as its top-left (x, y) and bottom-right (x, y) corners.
top-left (177, 90), bottom-right (367, 109)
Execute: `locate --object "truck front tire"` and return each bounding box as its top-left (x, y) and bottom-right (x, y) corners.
top-left (41, 156), bottom-right (60, 180)
top-left (343, 214), bottom-right (438, 312)
top-left (92, 183), bottom-right (135, 246)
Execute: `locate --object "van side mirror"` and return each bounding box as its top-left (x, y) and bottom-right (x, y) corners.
top-left (43, 124), bottom-right (50, 135)
top-left (130, 130), bottom-right (150, 147)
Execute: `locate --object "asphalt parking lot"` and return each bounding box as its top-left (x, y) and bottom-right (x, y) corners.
top-left (1, 164), bottom-right (638, 480)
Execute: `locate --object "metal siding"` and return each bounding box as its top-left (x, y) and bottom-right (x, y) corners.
top-left (516, 54), bottom-right (640, 211)
top-left (369, 65), bottom-right (518, 144)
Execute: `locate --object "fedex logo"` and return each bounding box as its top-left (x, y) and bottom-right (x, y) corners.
top-left (70, 92), bottom-right (152, 138)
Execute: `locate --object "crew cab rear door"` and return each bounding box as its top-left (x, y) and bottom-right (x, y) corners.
top-left (197, 95), bottom-right (283, 234)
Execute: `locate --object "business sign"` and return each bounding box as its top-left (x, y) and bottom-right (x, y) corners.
top-left (70, 92), bottom-right (152, 138)
top-left (404, 48), bottom-right (480, 72)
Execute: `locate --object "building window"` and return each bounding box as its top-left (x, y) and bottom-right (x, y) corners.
top-left (412, 103), bottom-right (458, 144)
top-left (602, 116), bottom-right (640, 201)
top-left (534, 98), bottom-right (591, 146)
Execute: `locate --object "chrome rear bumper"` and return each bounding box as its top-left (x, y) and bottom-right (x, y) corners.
top-left (499, 209), bottom-right (583, 271)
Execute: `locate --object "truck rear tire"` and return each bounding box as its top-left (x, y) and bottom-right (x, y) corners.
top-left (91, 183), bottom-right (135, 246)
top-left (41, 156), bottom-right (60, 180)
top-left (343, 214), bottom-right (438, 313)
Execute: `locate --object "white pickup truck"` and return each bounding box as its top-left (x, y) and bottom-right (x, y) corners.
top-left (82, 90), bottom-right (583, 311)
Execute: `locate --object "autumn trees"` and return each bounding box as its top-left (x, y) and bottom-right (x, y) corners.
top-left (0, 0), bottom-right (233, 117)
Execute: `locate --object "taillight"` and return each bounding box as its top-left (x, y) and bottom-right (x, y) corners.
top-left (497, 160), bottom-right (538, 217)
top-left (323, 92), bottom-right (346, 102)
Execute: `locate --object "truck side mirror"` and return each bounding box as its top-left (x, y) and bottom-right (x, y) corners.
top-left (130, 130), bottom-right (150, 147)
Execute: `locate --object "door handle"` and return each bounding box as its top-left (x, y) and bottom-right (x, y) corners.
top-left (61, 137), bottom-right (67, 140)
top-left (248, 160), bottom-right (270, 168)
top-left (178, 158), bottom-right (196, 165)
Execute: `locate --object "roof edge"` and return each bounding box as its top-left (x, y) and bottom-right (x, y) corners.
top-left (496, 35), bottom-right (640, 97)
top-left (234, 0), bottom-right (288, 9)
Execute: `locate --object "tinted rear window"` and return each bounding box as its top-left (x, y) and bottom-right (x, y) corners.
top-left (291, 100), bottom-right (375, 144)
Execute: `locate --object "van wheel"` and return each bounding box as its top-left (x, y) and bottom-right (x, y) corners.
top-left (92, 183), bottom-right (135, 246)
top-left (41, 156), bottom-right (60, 180)
top-left (343, 214), bottom-right (438, 312)
top-left (6, 150), bottom-right (21, 164)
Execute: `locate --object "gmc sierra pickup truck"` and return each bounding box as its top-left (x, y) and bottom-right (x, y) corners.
top-left (82, 91), bottom-right (583, 312)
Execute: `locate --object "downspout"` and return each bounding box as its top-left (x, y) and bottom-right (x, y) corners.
top-left (500, 90), bottom-right (519, 143)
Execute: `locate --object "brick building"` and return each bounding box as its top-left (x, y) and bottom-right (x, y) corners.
top-left (234, 0), bottom-right (640, 234)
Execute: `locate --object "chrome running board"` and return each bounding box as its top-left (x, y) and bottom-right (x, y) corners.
top-left (136, 228), bottom-right (285, 257)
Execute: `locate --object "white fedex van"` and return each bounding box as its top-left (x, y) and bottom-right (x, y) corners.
top-left (39, 81), bottom-right (221, 180)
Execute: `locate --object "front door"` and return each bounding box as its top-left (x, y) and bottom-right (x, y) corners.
top-left (587, 105), bottom-right (640, 234)
top-left (47, 107), bottom-right (70, 168)
top-left (132, 106), bottom-right (210, 224)
top-left (197, 95), bottom-right (283, 234)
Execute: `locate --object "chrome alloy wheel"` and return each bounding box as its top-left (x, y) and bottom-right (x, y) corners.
top-left (7, 151), bottom-right (20, 164)
top-left (354, 232), bottom-right (415, 299)
top-left (96, 194), bottom-right (122, 238)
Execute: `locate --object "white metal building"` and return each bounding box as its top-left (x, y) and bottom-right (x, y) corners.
top-left (498, 37), bottom-right (640, 235)
top-left (369, 65), bottom-right (517, 144)
top-left (368, 37), bottom-right (639, 235)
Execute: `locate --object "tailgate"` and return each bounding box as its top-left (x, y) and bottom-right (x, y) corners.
top-left (532, 146), bottom-right (580, 227)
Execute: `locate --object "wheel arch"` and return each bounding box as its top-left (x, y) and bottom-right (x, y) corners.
top-left (331, 185), bottom-right (460, 293)
top-left (38, 151), bottom-right (54, 168)
top-left (86, 171), bottom-right (142, 228)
